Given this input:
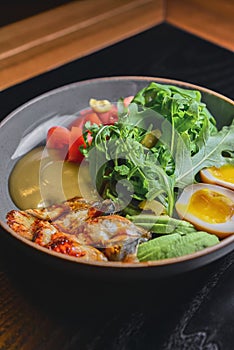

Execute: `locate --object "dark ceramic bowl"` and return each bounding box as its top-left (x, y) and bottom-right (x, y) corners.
top-left (0, 76), bottom-right (234, 279)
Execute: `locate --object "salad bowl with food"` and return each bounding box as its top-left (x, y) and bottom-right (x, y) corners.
top-left (0, 76), bottom-right (233, 278)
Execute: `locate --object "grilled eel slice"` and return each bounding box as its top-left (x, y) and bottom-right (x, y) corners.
top-left (6, 197), bottom-right (150, 262)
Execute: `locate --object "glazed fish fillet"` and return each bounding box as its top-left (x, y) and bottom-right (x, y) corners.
top-left (6, 197), bottom-right (150, 262)
top-left (6, 207), bottom-right (107, 262)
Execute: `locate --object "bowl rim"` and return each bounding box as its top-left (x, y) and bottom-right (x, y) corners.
top-left (1, 75), bottom-right (234, 269)
top-left (1, 76), bottom-right (234, 128)
top-left (1, 219), bottom-right (234, 269)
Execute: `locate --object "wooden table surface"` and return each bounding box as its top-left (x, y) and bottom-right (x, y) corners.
top-left (0, 0), bottom-right (233, 91)
top-left (0, 18), bottom-right (234, 350)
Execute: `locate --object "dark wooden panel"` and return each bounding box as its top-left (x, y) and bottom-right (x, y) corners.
top-left (167, 0), bottom-right (234, 51)
top-left (0, 0), bottom-right (75, 27)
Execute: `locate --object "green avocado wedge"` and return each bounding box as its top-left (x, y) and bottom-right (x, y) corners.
top-left (137, 231), bottom-right (219, 261)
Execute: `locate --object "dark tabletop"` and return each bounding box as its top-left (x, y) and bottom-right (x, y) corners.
top-left (0, 23), bottom-right (234, 350)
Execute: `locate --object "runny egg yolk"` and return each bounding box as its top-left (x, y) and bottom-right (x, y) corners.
top-left (208, 164), bottom-right (234, 184)
top-left (200, 164), bottom-right (234, 190)
top-left (187, 188), bottom-right (234, 224)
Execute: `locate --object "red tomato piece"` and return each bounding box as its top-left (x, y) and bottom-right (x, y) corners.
top-left (68, 116), bottom-right (85, 130)
top-left (46, 126), bottom-right (70, 149)
top-left (68, 111), bottom-right (102, 130)
top-left (123, 95), bottom-right (134, 107)
top-left (84, 112), bottom-right (102, 126)
top-left (97, 105), bottom-right (118, 125)
top-left (80, 108), bottom-right (93, 116)
top-left (67, 126), bottom-right (92, 163)
top-left (46, 126), bottom-right (71, 160)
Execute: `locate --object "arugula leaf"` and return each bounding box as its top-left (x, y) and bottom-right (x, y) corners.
top-left (176, 120), bottom-right (234, 187)
top-left (133, 82), bottom-right (218, 155)
top-left (83, 83), bottom-right (233, 219)
top-left (84, 119), bottom-right (175, 215)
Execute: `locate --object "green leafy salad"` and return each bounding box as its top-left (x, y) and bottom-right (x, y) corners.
top-left (82, 82), bottom-right (234, 261)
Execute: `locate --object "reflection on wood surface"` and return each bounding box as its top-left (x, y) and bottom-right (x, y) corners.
top-left (1, 0), bottom-right (233, 91)
top-left (166, 0), bottom-right (234, 51)
top-left (0, 0), bottom-right (163, 90)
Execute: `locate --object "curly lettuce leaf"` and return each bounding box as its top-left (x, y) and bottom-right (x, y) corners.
top-left (176, 120), bottom-right (234, 187)
top-left (133, 82), bottom-right (217, 155)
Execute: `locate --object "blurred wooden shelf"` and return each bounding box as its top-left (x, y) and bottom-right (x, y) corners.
top-left (0, 0), bottom-right (164, 90)
top-left (166, 0), bottom-right (234, 52)
top-left (0, 0), bottom-right (233, 91)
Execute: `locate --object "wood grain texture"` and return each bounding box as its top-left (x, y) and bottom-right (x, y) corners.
top-left (0, 267), bottom-right (68, 350)
top-left (0, 0), bottom-right (163, 90)
top-left (1, 0), bottom-right (233, 90)
top-left (166, 0), bottom-right (234, 52)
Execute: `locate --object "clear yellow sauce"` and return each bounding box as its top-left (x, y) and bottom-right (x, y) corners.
top-left (208, 164), bottom-right (234, 184)
top-left (188, 188), bottom-right (234, 224)
top-left (9, 146), bottom-right (96, 210)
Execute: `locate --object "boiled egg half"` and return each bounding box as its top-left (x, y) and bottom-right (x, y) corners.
top-left (200, 164), bottom-right (234, 191)
top-left (175, 183), bottom-right (234, 238)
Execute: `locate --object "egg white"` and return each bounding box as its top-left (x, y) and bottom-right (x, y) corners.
top-left (175, 183), bottom-right (234, 238)
top-left (200, 167), bottom-right (234, 191)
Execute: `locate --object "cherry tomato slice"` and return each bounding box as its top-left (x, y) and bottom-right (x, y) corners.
top-left (97, 105), bottom-right (118, 125)
top-left (67, 126), bottom-right (92, 163)
top-left (46, 126), bottom-right (70, 149)
top-left (69, 111), bottom-right (102, 130)
top-left (123, 95), bottom-right (134, 107)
